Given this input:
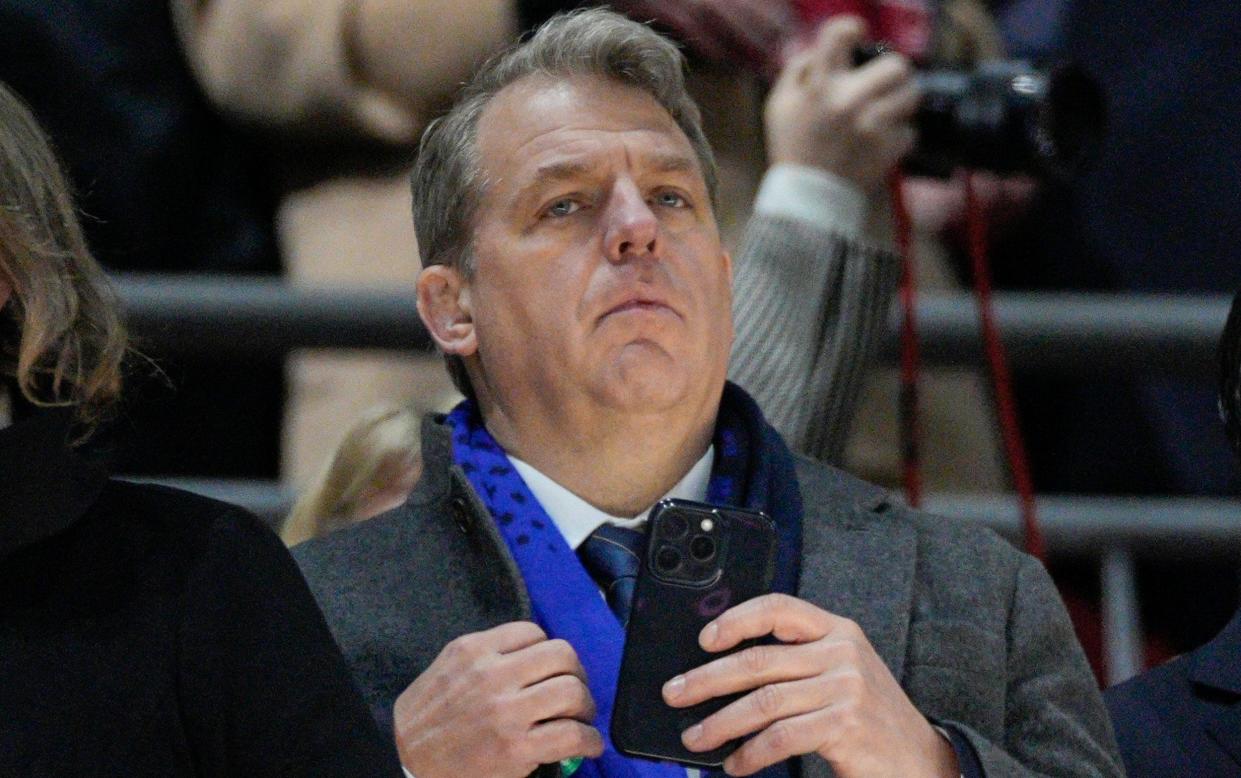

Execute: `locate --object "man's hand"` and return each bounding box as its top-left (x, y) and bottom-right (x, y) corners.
top-left (394, 621), bottom-right (603, 778)
top-left (765, 16), bottom-right (920, 195)
top-left (661, 594), bottom-right (958, 777)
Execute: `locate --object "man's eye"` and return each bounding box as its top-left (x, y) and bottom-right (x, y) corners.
top-left (545, 198), bottom-right (581, 217)
top-left (653, 191), bottom-right (688, 208)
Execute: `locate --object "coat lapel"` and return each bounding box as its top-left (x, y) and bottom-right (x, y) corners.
top-left (797, 493), bottom-right (917, 683)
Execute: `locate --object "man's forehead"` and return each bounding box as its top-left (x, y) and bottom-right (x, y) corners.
top-left (475, 74), bottom-right (700, 182)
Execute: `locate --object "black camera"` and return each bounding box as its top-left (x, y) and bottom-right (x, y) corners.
top-left (858, 46), bottom-right (1106, 179)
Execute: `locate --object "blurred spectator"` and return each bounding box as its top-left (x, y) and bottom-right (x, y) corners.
top-left (790, 0), bottom-right (1017, 492)
top-left (731, 14), bottom-right (916, 463)
top-left (1102, 286), bottom-right (1241, 777)
top-left (0, 0), bottom-right (285, 478)
top-left (999, 0), bottom-right (1241, 500)
top-left (967, 0), bottom-right (1241, 660)
top-left (0, 80), bottom-right (399, 776)
top-left (283, 398), bottom-right (451, 545)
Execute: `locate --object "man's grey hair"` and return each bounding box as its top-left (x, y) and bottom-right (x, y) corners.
top-left (411, 7), bottom-right (719, 400)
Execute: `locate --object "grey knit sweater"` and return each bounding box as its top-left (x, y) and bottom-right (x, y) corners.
top-left (729, 214), bottom-right (900, 464)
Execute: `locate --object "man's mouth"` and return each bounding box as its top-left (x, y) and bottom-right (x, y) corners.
top-left (605, 299), bottom-right (676, 316)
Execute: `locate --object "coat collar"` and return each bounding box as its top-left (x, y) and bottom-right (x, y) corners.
top-left (417, 415), bottom-right (914, 681)
top-left (0, 407), bottom-right (107, 559)
top-left (1190, 608), bottom-right (1241, 695)
top-left (796, 485), bottom-right (915, 683)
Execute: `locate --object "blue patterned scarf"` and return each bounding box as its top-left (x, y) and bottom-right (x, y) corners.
top-left (447, 382), bottom-right (801, 778)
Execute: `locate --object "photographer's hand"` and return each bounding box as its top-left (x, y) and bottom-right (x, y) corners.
top-left (393, 621), bottom-right (602, 778)
top-left (662, 594), bottom-right (958, 777)
top-left (765, 15), bottom-right (920, 196)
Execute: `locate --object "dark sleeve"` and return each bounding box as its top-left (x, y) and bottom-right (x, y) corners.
top-left (176, 507), bottom-right (402, 776)
top-left (939, 724), bottom-right (985, 778)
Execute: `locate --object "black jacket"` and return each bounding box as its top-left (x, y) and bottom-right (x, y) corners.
top-left (0, 410), bottom-right (402, 776)
top-left (1106, 607), bottom-right (1241, 777)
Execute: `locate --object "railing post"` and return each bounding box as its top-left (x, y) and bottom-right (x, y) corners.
top-left (1101, 547), bottom-right (1143, 686)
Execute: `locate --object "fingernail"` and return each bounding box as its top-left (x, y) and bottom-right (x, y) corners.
top-left (664, 675), bottom-right (685, 700)
top-left (684, 724), bottom-right (703, 745)
top-left (702, 622), bottom-right (719, 648)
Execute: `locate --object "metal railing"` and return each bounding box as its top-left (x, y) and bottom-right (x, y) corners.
top-left (114, 274), bottom-right (1241, 686)
top-left (116, 275), bottom-right (1231, 376)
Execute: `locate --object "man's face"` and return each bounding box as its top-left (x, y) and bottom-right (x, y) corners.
top-left (460, 75), bottom-right (733, 421)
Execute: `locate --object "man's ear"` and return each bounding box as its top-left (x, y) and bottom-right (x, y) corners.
top-left (416, 264), bottom-right (477, 357)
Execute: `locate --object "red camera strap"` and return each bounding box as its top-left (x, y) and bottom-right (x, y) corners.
top-left (888, 172), bottom-right (924, 508)
top-left (890, 171), bottom-right (1045, 559)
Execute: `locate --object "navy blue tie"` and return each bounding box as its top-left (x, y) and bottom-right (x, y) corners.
top-left (577, 524), bottom-right (647, 624)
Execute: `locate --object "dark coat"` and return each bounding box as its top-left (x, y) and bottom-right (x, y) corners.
top-left (295, 417), bottom-right (1123, 777)
top-left (1105, 608), bottom-right (1241, 777)
top-left (0, 410), bottom-right (402, 776)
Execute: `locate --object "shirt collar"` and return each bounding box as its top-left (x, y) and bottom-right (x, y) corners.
top-left (509, 446), bottom-right (715, 550)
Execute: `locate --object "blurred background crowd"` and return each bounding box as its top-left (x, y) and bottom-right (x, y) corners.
top-left (3, 0), bottom-right (1240, 690)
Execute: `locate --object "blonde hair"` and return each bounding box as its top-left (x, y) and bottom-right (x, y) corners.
top-left (282, 404), bottom-right (423, 545)
top-left (0, 81), bottom-right (126, 433)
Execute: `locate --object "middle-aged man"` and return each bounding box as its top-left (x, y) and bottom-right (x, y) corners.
top-left (294, 9), bottom-right (1121, 778)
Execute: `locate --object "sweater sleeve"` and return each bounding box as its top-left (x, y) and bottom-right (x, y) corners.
top-left (175, 506), bottom-right (403, 776)
top-left (728, 211), bottom-right (900, 465)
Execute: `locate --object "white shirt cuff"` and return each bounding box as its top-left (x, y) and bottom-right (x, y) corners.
top-left (402, 767), bottom-right (416, 778)
top-left (754, 163), bottom-right (868, 241)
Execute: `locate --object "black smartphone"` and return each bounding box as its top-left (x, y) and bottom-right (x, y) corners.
top-left (611, 498), bottom-right (777, 768)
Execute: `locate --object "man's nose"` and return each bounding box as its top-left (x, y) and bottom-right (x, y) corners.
top-left (603, 181), bottom-right (659, 263)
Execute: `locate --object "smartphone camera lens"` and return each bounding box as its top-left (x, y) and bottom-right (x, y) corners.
top-left (689, 535), bottom-right (716, 562)
top-left (656, 545), bottom-right (683, 573)
top-left (660, 514), bottom-right (689, 540)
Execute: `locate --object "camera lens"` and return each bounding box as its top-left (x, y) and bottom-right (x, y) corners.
top-left (660, 514), bottom-right (689, 540)
top-left (656, 546), bottom-right (682, 573)
top-left (689, 535), bottom-right (716, 562)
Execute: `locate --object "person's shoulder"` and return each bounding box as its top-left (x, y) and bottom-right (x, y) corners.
top-left (291, 498), bottom-right (437, 595)
top-left (794, 453), bottom-right (1020, 564)
top-left (1105, 655), bottom-right (1193, 717)
top-left (95, 479), bottom-right (270, 545)
top-left (792, 452), bottom-right (891, 510)
top-left (1104, 657), bottom-right (1201, 775)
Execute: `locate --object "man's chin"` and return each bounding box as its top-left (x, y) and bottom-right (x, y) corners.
top-left (596, 362), bottom-right (717, 418)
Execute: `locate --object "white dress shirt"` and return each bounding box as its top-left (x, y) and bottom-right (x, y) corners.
top-left (509, 447), bottom-right (714, 551)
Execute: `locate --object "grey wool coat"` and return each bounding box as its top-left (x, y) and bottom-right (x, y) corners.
top-left (294, 419), bottom-right (1123, 777)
